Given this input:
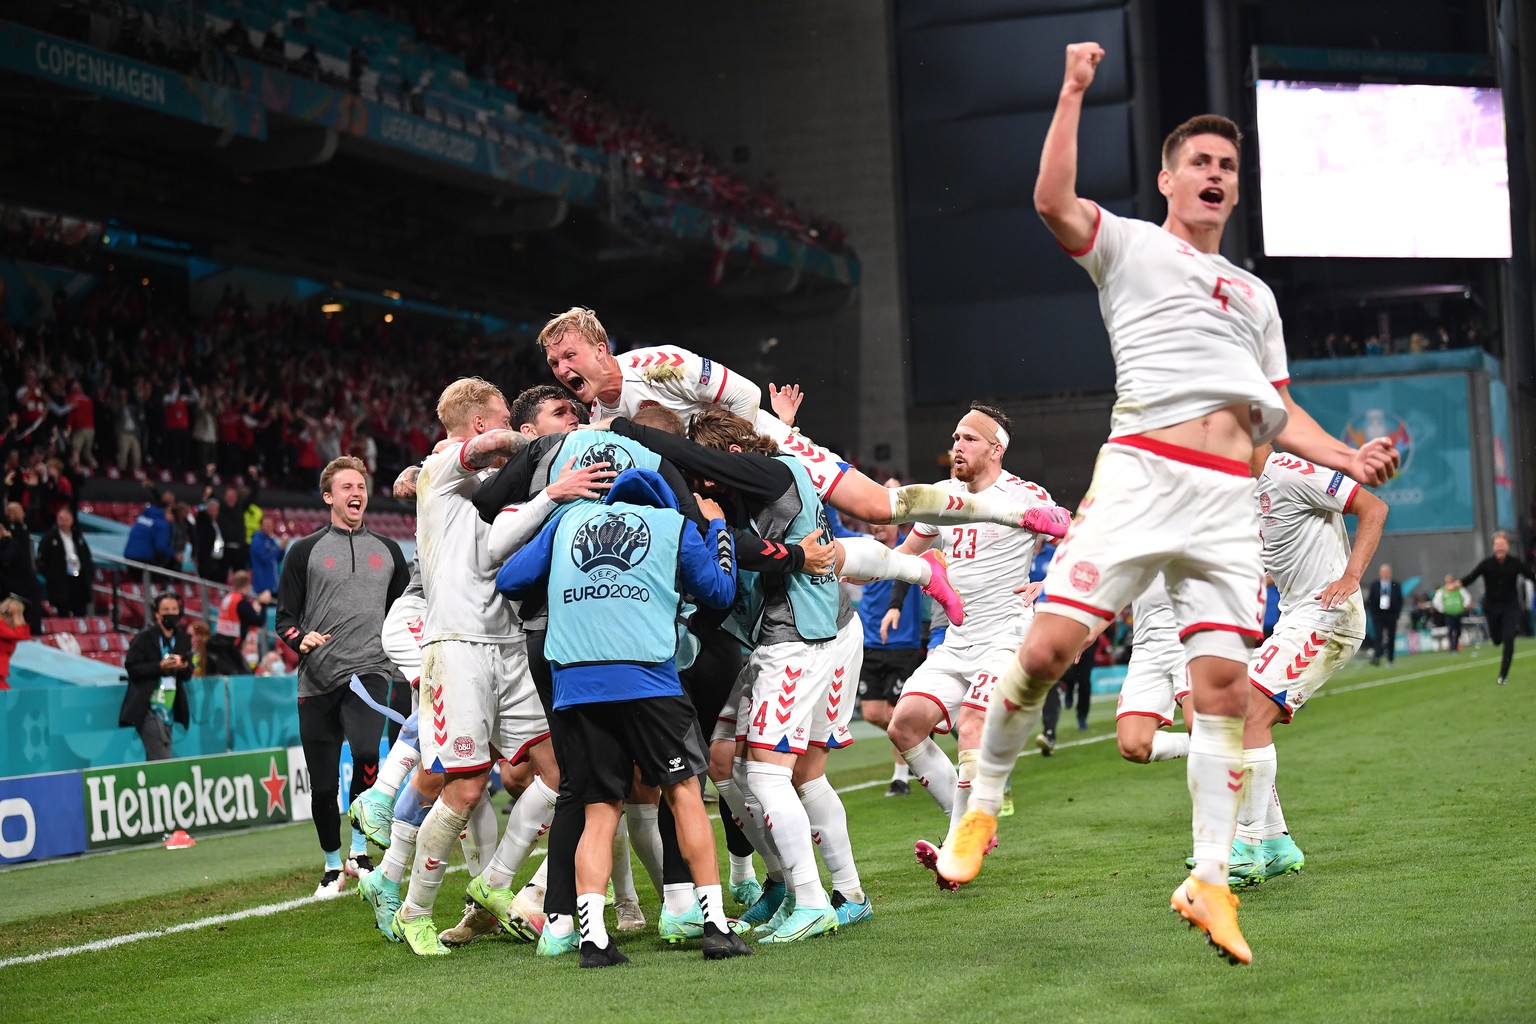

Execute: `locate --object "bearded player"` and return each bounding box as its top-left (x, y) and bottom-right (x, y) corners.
top-left (877, 403), bottom-right (1062, 887)
top-left (937, 42), bottom-right (1398, 966)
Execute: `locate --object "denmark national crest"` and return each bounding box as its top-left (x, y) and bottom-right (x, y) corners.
top-left (572, 511), bottom-right (652, 576)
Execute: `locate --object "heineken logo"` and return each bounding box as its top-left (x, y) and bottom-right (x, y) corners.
top-left (84, 750), bottom-right (290, 848)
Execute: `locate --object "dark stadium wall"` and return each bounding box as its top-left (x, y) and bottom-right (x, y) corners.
top-left (504, 1), bottom-right (910, 475)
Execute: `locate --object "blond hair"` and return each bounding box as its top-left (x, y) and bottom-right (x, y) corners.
top-left (436, 376), bottom-right (507, 433)
top-left (632, 405), bottom-right (687, 436)
top-left (537, 306), bottom-right (609, 353)
top-left (319, 455), bottom-right (368, 495)
top-left (688, 409), bottom-right (780, 457)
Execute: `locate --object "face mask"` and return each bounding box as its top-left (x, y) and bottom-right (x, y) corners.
top-left (160, 613), bottom-right (182, 628)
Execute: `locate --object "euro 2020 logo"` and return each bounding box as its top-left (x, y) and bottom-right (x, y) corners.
top-left (578, 441), bottom-right (635, 475)
top-left (1342, 409), bottom-right (1413, 477)
top-left (572, 511), bottom-right (651, 581)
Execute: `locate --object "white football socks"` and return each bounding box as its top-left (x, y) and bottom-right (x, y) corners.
top-left (624, 802), bottom-right (666, 895)
top-left (375, 736), bottom-right (420, 800)
top-left (891, 759), bottom-right (910, 782)
top-left (1236, 743), bottom-right (1288, 843)
top-left (972, 659), bottom-right (1052, 814)
top-left (460, 789), bottom-right (497, 877)
top-left (727, 761), bottom-right (783, 877)
top-left (945, 749), bottom-right (978, 845)
top-left (797, 774), bottom-right (862, 901)
top-left (662, 883), bottom-right (695, 917)
top-left (381, 820), bottom-right (417, 884)
top-left (483, 776), bottom-right (557, 890)
top-left (577, 892), bottom-right (609, 947)
top-left (697, 883), bottom-right (728, 929)
top-left (744, 760), bottom-right (825, 909)
top-left (611, 818), bottom-right (637, 902)
top-left (1150, 731), bottom-right (1191, 761)
top-left (401, 802), bottom-right (469, 919)
top-left (729, 852), bottom-right (756, 886)
top-left (900, 739), bottom-right (957, 817)
top-left (1187, 712), bottom-right (1244, 884)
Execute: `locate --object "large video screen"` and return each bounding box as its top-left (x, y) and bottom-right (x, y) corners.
top-left (1255, 80), bottom-right (1510, 259)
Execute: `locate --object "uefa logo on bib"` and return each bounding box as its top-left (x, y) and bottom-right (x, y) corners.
top-left (572, 511), bottom-right (652, 579)
top-left (578, 441), bottom-right (635, 474)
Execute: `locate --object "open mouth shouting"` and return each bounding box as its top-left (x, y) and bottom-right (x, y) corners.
top-left (562, 371), bottom-right (590, 402)
top-left (1198, 186), bottom-right (1225, 209)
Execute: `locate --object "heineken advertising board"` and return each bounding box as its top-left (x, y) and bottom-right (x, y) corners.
top-left (83, 750), bottom-right (291, 849)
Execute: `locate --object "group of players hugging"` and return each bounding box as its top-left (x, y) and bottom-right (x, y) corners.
top-left (294, 44), bottom-right (1400, 968)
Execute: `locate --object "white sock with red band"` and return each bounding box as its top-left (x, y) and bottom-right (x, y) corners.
top-left (1188, 712), bottom-right (1245, 884)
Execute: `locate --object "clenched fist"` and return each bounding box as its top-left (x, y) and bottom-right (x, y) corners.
top-left (1063, 42), bottom-right (1105, 94)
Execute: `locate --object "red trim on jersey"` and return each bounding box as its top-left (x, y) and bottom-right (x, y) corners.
top-left (1269, 377), bottom-right (1291, 388)
top-left (441, 759), bottom-right (494, 776)
top-left (1248, 677), bottom-right (1295, 724)
top-left (745, 740), bottom-right (808, 755)
top-left (500, 505), bottom-right (519, 515)
top-left (1179, 621), bottom-right (1263, 641)
top-left (506, 731), bottom-right (552, 766)
top-left (1041, 595), bottom-right (1116, 621)
top-left (1108, 435), bottom-right (1250, 477)
top-left (1059, 201), bottom-right (1102, 258)
top-left (1341, 481), bottom-right (1360, 514)
top-left (896, 691), bottom-right (953, 734)
top-left (808, 736), bottom-right (856, 749)
top-left (959, 699), bottom-right (990, 714)
top-left (1115, 709), bottom-right (1173, 726)
top-left (821, 466), bottom-right (848, 501)
top-left (457, 441), bottom-right (474, 472)
top-left (712, 366), bottom-right (730, 404)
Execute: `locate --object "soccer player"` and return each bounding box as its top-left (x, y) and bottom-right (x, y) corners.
top-left (878, 404), bottom-right (1061, 888)
top-left (497, 467), bottom-right (751, 966)
top-left (1238, 443), bottom-right (1387, 884)
top-left (1460, 532), bottom-right (1534, 686)
top-left (1113, 575), bottom-right (1191, 765)
top-left (611, 409), bottom-right (869, 939)
top-left (936, 41), bottom-right (1399, 966)
top-left (275, 456), bottom-right (410, 897)
top-left (537, 307), bottom-right (1065, 617)
top-left (391, 378), bottom-right (557, 956)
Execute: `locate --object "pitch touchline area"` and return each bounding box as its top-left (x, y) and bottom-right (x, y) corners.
top-left (2, 649), bottom-right (1524, 970)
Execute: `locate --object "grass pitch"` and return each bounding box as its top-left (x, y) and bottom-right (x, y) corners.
top-left (2, 643), bottom-right (1532, 1023)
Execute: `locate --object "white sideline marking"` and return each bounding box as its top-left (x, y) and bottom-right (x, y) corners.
top-left (3, 650), bottom-right (1517, 969)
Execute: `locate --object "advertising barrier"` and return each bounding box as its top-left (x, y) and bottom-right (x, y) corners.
top-left (83, 749), bottom-right (291, 850)
top-left (0, 771), bottom-right (87, 864)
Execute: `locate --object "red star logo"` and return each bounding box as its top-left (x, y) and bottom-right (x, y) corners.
top-left (260, 756), bottom-right (288, 815)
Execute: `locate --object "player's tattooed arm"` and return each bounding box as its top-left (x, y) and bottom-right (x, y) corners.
top-left (392, 465), bottom-right (420, 499)
top-left (461, 429), bottom-right (526, 470)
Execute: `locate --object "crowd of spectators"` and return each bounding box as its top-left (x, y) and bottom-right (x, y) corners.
top-left (34, 0), bottom-right (847, 254)
top-left (0, 275), bottom-right (547, 500)
top-left (358, 0), bottom-right (848, 251)
top-left (1293, 317), bottom-right (1493, 361)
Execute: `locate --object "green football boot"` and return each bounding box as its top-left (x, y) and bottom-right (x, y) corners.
top-left (347, 787), bottom-right (395, 849)
top-left (1257, 835), bottom-right (1305, 881)
top-left (358, 871), bottom-right (402, 942)
top-left (759, 905), bottom-right (838, 944)
top-left (392, 910), bottom-right (449, 956)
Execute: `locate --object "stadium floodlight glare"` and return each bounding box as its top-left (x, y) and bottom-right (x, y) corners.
top-left (320, 302), bottom-right (343, 314)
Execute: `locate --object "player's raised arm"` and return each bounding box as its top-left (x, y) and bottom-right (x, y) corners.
top-left (1273, 385), bottom-right (1400, 487)
top-left (1034, 42), bottom-right (1106, 254)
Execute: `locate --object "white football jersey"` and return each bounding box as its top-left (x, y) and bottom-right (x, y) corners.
top-left (1071, 205), bottom-right (1290, 445)
top-left (914, 474), bottom-right (1053, 647)
top-left (593, 345), bottom-right (761, 425)
top-left (416, 441), bottom-right (519, 645)
top-left (1130, 572), bottom-right (1183, 661)
top-left (1256, 452), bottom-right (1366, 638)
